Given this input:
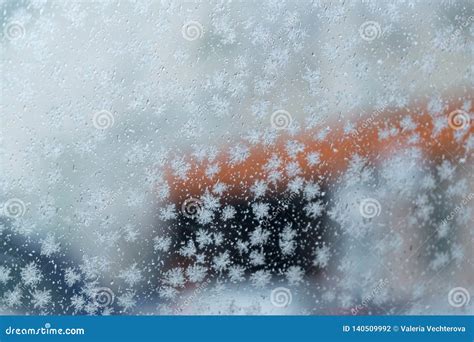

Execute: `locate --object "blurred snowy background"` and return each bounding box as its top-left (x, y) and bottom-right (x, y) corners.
top-left (0, 0), bottom-right (473, 315)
